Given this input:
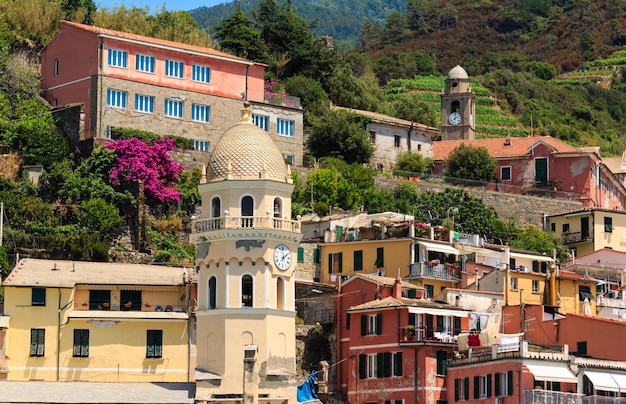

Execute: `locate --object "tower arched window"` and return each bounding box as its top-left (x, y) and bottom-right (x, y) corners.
top-left (241, 196), bottom-right (254, 228)
top-left (208, 276), bottom-right (217, 309)
top-left (211, 197), bottom-right (221, 218)
top-left (242, 275), bottom-right (253, 307)
top-left (451, 100), bottom-right (460, 113)
top-left (273, 197), bottom-right (282, 218)
top-left (276, 277), bottom-right (285, 310)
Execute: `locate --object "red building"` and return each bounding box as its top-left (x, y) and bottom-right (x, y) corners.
top-left (335, 273), bottom-right (469, 403)
top-left (432, 136), bottom-right (626, 210)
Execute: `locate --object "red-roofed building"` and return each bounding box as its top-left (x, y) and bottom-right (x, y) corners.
top-left (432, 136), bottom-right (626, 209)
top-left (40, 21), bottom-right (303, 165)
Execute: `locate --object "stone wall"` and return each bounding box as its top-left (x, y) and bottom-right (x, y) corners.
top-left (294, 242), bottom-right (321, 282)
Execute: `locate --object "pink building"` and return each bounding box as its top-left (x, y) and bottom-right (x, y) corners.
top-left (432, 136), bottom-right (626, 210)
top-left (40, 21), bottom-right (303, 165)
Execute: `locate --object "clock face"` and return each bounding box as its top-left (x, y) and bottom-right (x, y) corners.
top-left (273, 244), bottom-right (292, 271)
top-left (449, 112), bottom-right (462, 125)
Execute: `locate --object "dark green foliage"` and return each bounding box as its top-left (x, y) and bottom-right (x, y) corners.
top-left (62, 0), bottom-right (96, 24)
top-left (373, 51), bottom-right (436, 85)
top-left (394, 151), bottom-right (431, 175)
top-left (213, 5), bottom-right (266, 60)
top-left (392, 182), bottom-right (420, 214)
top-left (526, 61), bottom-right (557, 80)
top-left (509, 225), bottom-right (568, 261)
top-left (326, 64), bottom-right (386, 112)
top-left (0, 245), bottom-right (9, 279)
top-left (391, 96), bottom-right (437, 126)
top-left (77, 198), bottom-right (125, 235)
top-left (110, 127), bottom-right (193, 150)
top-left (445, 143), bottom-right (497, 182)
top-left (175, 169), bottom-right (202, 218)
top-left (284, 75), bottom-right (329, 119)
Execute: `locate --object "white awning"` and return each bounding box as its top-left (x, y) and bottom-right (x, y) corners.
top-left (195, 367), bottom-right (222, 380)
top-left (509, 252), bottom-right (554, 263)
top-left (583, 370), bottom-right (621, 393)
top-left (610, 373), bottom-right (626, 391)
top-left (417, 240), bottom-right (459, 255)
top-left (525, 362), bottom-right (577, 383)
top-left (408, 306), bottom-right (467, 317)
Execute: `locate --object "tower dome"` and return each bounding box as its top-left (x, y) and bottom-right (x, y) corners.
top-left (448, 65), bottom-right (469, 79)
top-left (207, 103), bottom-right (288, 182)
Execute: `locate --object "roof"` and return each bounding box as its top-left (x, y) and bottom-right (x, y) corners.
top-left (432, 136), bottom-right (581, 161)
top-left (59, 20), bottom-right (253, 65)
top-left (331, 105), bottom-right (438, 132)
top-left (342, 273), bottom-right (424, 290)
top-left (0, 381), bottom-right (195, 403)
top-left (448, 65), bottom-right (469, 79)
top-left (347, 295), bottom-right (467, 312)
top-left (2, 258), bottom-right (193, 288)
top-left (557, 269), bottom-right (596, 282)
top-left (206, 105), bottom-right (288, 182)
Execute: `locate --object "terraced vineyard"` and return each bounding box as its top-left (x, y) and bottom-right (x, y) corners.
top-left (385, 76), bottom-right (527, 138)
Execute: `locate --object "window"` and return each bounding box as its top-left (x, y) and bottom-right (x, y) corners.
top-left (475, 374), bottom-right (492, 399)
top-left (165, 59), bottom-right (184, 78)
top-left (242, 274), bottom-right (253, 307)
top-left (532, 280), bottom-right (539, 293)
top-left (277, 118), bottom-right (295, 137)
top-left (510, 277), bottom-right (518, 291)
top-left (105, 125), bottom-right (112, 139)
top-left (436, 315), bottom-right (453, 334)
top-left (328, 252), bottom-right (342, 273)
top-left (425, 284), bottom-right (434, 298)
top-left (134, 94), bottom-right (154, 113)
top-left (562, 223), bottom-right (570, 232)
top-left (73, 329), bottom-right (89, 357)
top-left (297, 247), bottom-right (304, 263)
top-left (394, 135), bottom-right (401, 147)
top-left (191, 104), bottom-right (210, 123)
top-left (577, 341), bottom-right (587, 355)
top-left (164, 99), bottom-right (183, 118)
top-left (436, 350), bottom-right (447, 375)
top-left (501, 166), bottom-right (511, 181)
top-left (455, 377), bottom-right (470, 401)
top-left (604, 217), bottom-right (613, 233)
top-left (89, 290), bottom-right (111, 310)
top-left (354, 250), bottom-right (363, 271)
top-left (550, 222), bottom-right (556, 232)
top-left (579, 285), bottom-right (593, 301)
top-left (392, 352), bottom-right (402, 376)
top-left (192, 65), bottom-right (211, 83)
top-left (146, 330), bottom-right (163, 358)
top-left (495, 371), bottom-right (513, 396)
top-left (135, 54), bottom-right (155, 73)
top-left (385, 401), bottom-right (404, 404)
top-left (313, 248), bottom-right (320, 264)
top-left (54, 59), bottom-right (59, 76)
top-left (120, 290), bottom-right (141, 311)
top-left (283, 154), bottom-right (294, 165)
top-left (358, 352), bottom-right (401, 380)
top-left (193, 140), bottom-right (209, 152)
top-left (106, 89), bottom-right (127, 109)
top-left (32, 288), bottom-right (46, 306)
top-left (108, 49), bottom-right (127, 68)
top-left (30, 328), bottom-right (45, 356)
top-left (253, 114), bottom-right (269, 131)
top-left (369, 130), bottom-right (376, 142)
top-left (375, 247), bottom-right (384, 268)
top-left (208, 276), bottom-right (217, 309)
top-left (361, 313), bottom-right (382, 336)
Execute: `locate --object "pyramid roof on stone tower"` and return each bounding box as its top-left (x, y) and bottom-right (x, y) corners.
top-left (206, 103), bottom-right (289, 183)
top-left (448, 65), bottom-right (469, 79)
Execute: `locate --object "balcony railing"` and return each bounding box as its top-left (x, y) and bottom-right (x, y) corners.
top-left (264, 94), bottom-right (301, 109)
top-left (192, 216), bottom-right (300, 233)
top-left (524, 390), bottom-right (585, 404)
top-left (408, 262), bottom-right (461, 281)
top-left (561, 231), bottom-right (592, 244)
top-left (400, 326), bottom-right (456, 343)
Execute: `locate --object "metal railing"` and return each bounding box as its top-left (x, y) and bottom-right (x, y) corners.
top-left (408, 262), bottom-right (461, 280)
top-left (525, 390), bottom-right (626, 404)
top-left (193, 216), bottom-right (301, 233)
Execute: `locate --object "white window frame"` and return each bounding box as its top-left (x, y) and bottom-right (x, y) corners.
top-left (165, 59), bottom-right (184, 78)
top-left (368, 314), bottom-right (377, 335)
top-left (194, 140), bottom-right (209, 152)
top-left (192, 64), bottom-right (211, 83)
top-left (501, 165), bottom-right (512, 181)
top-left (135, 54), bottom-right (155, 73)
top-left (253, 114), bottom-right (269, 131)
top-left (480, 375), bottom-right (488, 398)
top-left (283, 154), bottom-right (294, 165)
top-left (366, 353), bottom-right (377, 379)
top-left (107, 49), bottom-right (127, 68)
top-left (442, 316), bottom-right (453, 335)
top-left (500, 372), bottom-right (510, 396)
top-left (511, 277), bottom-right (518, 291)
top-left (532, 279), bottom-right (539, 293)
top-left (106, 89), bottom-right (127, 109)
top-left (277, 118), bottom-right (295, 137)
top-left (164, 98), bottom-right (183, 118)
top-left (134, 94), bottom-right (154, 114)
top-left (191, 104), bottom-right (211, 123)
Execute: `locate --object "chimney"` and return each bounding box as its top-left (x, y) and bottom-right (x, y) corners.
top-left (392, 277), bottom-right (402, 299)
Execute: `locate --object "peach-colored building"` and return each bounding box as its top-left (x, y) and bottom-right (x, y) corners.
top-left (40, 20), bottom-right (303, 165)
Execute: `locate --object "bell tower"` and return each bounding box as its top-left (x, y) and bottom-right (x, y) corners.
top-left (191, 103), bottom-right (302, 403)
top-left (440, 65), bottom-right (476, 141)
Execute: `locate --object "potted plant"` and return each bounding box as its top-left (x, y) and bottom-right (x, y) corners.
top-left (102, 302), bottom-right (110, 308)
top-left (165, 304), bottom-right (173, 312)
top-left (405, 325), bottom-right (415, 341)
top-left (144, 302), bottom-right (151, 308)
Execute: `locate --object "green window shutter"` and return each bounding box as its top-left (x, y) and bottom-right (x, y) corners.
top-left (464, 377), bottom-right (470, 399)
top-left (436, 316), bottom-right (444, 332)
top-left (507, 371), bottom-right (514, 395)
top-left (393, 352), bottom-right (403, 376)
top-left (408, 289), bottom-right (416, 298)
top-left (454, 316), bottom-right (461, 335)
top-left (495, 372), bottom-right (501, 396)
top-left (360, 315), bottom-right (367, 336)
top-left (297, 247), bottom-right (304, 263)
top-left (383, 352), bottom-right (392, 378)
top-left (354, 250), bottom-right (363, 271)
top-left (474, 375), bottom-right (480, 399)
top-left (346, 313), bottom-right (350, 329)
top-left (313, 248), bottom-right (320, 263)
top-left (376, 352), bottom-right (384, 378)
top-left (455, 379), bottom-right (460, 402)
top-left (375, 247), bottom-right (384, 268)
top-left (338, 252), bottom-right (343, 273)
top-left (436, 350), bottom-right (447, 375)
top-left (376, 313), bottom-right (383, 335)
top-left (328, 254), bottom-right (333, 274)
top-left (487, 374), bottom-right (492, 397)
top-left (358, 354), bottom-right (366, 379)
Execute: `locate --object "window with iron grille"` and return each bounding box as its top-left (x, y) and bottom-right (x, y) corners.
top-left (146, 330), bottom-right (163, 358)
top-left (73, 329), bottom-right (89, 357)
top-left (30, 328), bottom-right (45, 357)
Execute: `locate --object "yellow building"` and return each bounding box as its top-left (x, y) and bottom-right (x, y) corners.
top-left (546, 208), bottom-right (626, 257)
top-left (1, 259), bottom-right (195, 382)
top-left (191, 103), bottom-right (302, 403)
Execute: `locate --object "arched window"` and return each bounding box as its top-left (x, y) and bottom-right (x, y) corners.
top-left (276, 277), bottom-right (285, 310)
top-left (242, 275), bottom-right (253, 307)
top-left (451, 100), bottom-right (460, 113)
top-left (273, 197), bottom-right (282, 218)
top-left (241, 196), bottom-right (254, 227)
top-left (208, 276), bottom-right (217, 309)
top-left (211, 197), bottom-right (221, 218)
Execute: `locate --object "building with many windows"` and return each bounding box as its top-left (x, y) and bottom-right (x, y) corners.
top-left (1, 258), bottom-right (196, 383)
top-left (40, 20), bottom-right (303, 166)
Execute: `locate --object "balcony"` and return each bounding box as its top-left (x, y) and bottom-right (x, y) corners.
top-left (408, 262), bottom-right (461, 281)
top-left (400, 326), bottom-right (457, 344)
top-left (264, 93), bottom-right (301, 109)
top-left (561, 231), bottom-right (592, 244)
top-left (524, 390), bottom-right (585, 404)
top-left (192, 216), bottom-right (300, 234)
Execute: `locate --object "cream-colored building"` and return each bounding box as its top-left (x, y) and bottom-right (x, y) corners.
top-left (191, 103), bottom-right (302, 403)
top-left (1, 259), bottom-right (195, 382)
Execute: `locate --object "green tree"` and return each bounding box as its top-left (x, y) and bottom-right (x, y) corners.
top-left (391, 96), bottom-right (437, 126)
top-left (62, 0), bottom-right (96, 24)
top-left (526, 61), bottom-right (557, 80)
top-left (445, 143), bottom-right (497, 182)
top-left (77, 198), bottom-right (125, 235)
top-left (0, 245), bottom-right (9, 279)
top-left (381, 11), bottom-right (411, 46)
top-left (284, 75), bottom-right (329, 120)
top-left (306, 109), bottom-right (374, 164)
top-left (392, 182), bottom-right (420, 214)
top-left (326, 64), bottom-right (385, 112)
top-left (509, 225), bottom-right (567, 260)
top-left (213, 5), bottom-right (266, 60)
top-left (394, 151), bottom-right (431, 175)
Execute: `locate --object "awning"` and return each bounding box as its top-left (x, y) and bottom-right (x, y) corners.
top-left (417, 240), bottom-right (459, 255)
top-left (525, 362), bottom-right (577, 383)
top-left (408, 306), bottom-right (467, 317)
top-left (583, 370), bottom-right (621, 393)
top-left (509, 252), bottom-right (554, 263)
top-left (610, 373), bottom-right (626, 391)
top-left (195, 367), bottom-right (222, 380)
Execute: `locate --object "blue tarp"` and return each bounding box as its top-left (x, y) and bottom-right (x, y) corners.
top-left (297, 371), bottom-right (319, 403)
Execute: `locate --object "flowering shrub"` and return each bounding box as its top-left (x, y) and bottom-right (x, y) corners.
top-left (414, 222), bottom-right (431, 238)
top-left (104, 137), bottom-right (184, 203)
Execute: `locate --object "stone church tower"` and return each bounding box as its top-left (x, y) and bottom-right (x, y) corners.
top-left (191, 103), bottom-right (302, 403)
top-left (440, 65), bottom-right (476, 141)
